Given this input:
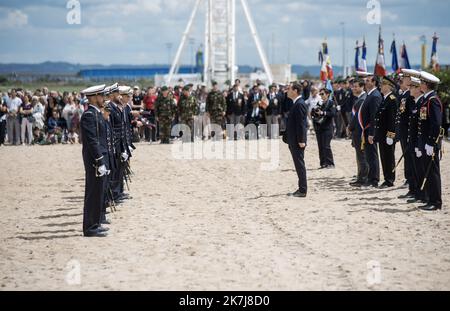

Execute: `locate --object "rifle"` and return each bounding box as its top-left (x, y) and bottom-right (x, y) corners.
top-left (108, 187), bottom-right (117, 213)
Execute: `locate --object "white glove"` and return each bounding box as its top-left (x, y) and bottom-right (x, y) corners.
top-left (386, 137), bottom-right (394, 146)
top-left (425, 144), bottom-right (434, 157)
top-left (121, 152), bottom-right (129, 162)
top-left (415, 148), bottom-right (422, 158)
top-left (129, 146), bottom-right (134, 154)
top-left (97, 165), bottom-right (108, 177)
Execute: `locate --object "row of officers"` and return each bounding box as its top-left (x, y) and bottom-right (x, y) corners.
top-left (80, 83), bottom-right (135, 237)
top-left (341, 69), bottom-right (444, 212)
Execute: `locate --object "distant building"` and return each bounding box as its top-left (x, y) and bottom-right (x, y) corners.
top-left (79, 66), bottom-right (198, 81)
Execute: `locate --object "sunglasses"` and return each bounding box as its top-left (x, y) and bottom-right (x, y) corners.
top-left (319, 93), bottom-right (326, 96)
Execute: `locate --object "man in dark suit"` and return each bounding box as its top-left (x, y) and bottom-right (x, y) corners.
top-left (286, 82), bottom-right (308, 197)
top-left (359, 74), bottom-right (382, 187)
top-left (348, 78), bottom-right (368, 186)
top-left (375, 77), bottom-right (399, 188)
top-left (226, 84), bottom-right (245, 139)
top-left (266, 83), bottom-right (282, 139)
top-left (80, 84), bottom-right (110, 238)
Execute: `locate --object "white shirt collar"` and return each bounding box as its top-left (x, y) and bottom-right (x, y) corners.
top-left (384, 92), bottom-right (392, 100)
top-left (358, 91), bottom-right (366, 99)
top-left (415, 94), bottom-right (424, 103)
top-left (424, 90), bottom-right (434, 99)
top-left (293, 95), bottom-right (302, 103)
top-left (89, 104), bottom-right (101, 113)
top-left (368, 87), bottom-right (377, 96)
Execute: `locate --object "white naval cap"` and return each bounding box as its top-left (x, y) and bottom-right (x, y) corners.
top-left (118, 86), bottom-right (132, 95)
top-left (82, 84), bottom-right (106, 96)
top-left (109, 83), bottom-right (119, 93)
top-left (355, 71), bottom-right (373, 77)
top-left (401, 68), bottom-right (421, 78)
top-left (410, 77), bottom-right (421, 86)
top-left (420, 71), bottom-right (440, 85)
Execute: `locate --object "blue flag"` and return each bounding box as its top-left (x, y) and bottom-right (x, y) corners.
top-left (390, 39), bottom-right (399, 73)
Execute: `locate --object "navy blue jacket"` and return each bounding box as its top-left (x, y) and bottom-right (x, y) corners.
top-left (418, 91), bottom-right (443, 149)
top-left (286, 97), bottom-right (308, 147)
top-left (80, 106), bottom-right (108, 169)
top-left (359, 88), bottom-right (383, 139)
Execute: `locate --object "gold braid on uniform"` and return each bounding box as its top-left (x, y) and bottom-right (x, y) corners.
top-left (387, 131), bottom-right (396, 139)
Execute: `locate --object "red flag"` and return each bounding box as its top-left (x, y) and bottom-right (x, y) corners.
top-left (374, 27), bottom-right (387, 77)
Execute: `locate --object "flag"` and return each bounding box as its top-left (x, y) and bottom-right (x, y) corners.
top-left (399, 42), bottom-right (411, 70)
top-left (390, 38), bottom-right (399, 73)
top-left (355, 41), bottom-right (360, 73)
top-left (320, 41), bottom-right (334, 82)
top-left (361, 39), bottom-right (368, 72)
top-left (430, 33), bottom-right (440, 72)
top-left (374, 27), bottom-right (387, 77)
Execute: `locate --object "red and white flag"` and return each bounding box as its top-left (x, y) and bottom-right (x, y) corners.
top-left (374, 27), bottom-right (387, 77)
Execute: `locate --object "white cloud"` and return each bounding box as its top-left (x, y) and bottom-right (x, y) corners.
top-left (0, 9), bottom-right (28, 29)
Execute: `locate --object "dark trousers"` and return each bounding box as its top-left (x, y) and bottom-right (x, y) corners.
top-left (413, 153), bottom-right (428, 201)
top-left (83, 167), bottom-right (107, 234)
top-left (316, 129), bottom-right (334, 167)
top-left (112, 161), bottom-right (125, 200)
top-left (364, 142), bottom-right (380, 185)
top-left (379, 141), bottom-right (396, 185)
top-left (353, 137), bottom-right (369, 183)
top-left (289, 144), bottom-right (307, 194)
top-left (400, 138), bottom-right (414, 190)
top-left (422, 154), bottom-right (442, 207)
top-left (0, 120), bottom-right (6, 145)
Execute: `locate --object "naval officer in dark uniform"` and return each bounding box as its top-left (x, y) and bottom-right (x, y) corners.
top-left (417, 71), bottom-right (444, 211)
top-left (407, 77), bottom-right (427, 204)
top-left (108, 84), bottom-right (129, 202)
top-left (397, 69), bottom-right (421, 198)
top-left (80, 84), bottom-right (110, 237)
top-left (101, 102), bottom-right (117, 225)
top-left (375, 76), bottom-right (398, 188)
top-left (285, 82), bottom-right (308, 197)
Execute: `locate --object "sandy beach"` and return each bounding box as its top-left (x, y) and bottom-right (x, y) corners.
top-left (1, 136), bottom-right (449, 291)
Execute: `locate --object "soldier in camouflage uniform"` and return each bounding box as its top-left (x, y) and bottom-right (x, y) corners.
top-left (206, 81), bottom-right (226, 139)
top-left (155, 86), bottom-right (175, 144)
top-left (178, 85), bottom-right (198, 142)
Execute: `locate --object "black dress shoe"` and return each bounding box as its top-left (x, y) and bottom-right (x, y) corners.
top-left (101, 219), bottom-right (112, 225)
top-left (418, 204), bottom-right (442, 211)
top-left (325, 165), bottom-right (336, 169)
top-left (350, 181), bottom-right (364, 187)
top-left (407, 198), bottom-right (420, 204)
top-left (289, 190), bottom-right (307, 198)
top-left (84, 229), bottom-right (108, 238)
top-left (379, 182), bottom-right (394, 189)
top-left (398, 192), bottom-right (415, 199)
top-left (97, 226), bottom-right (110, 233)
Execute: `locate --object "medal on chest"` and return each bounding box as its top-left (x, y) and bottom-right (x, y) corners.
top-left (399, 98), bottom-right (406, 114)
top-left (419, 106), bottom-right (428, 120)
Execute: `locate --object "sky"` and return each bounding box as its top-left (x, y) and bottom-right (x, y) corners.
top-left (0, 0), bottom-right (449, 68)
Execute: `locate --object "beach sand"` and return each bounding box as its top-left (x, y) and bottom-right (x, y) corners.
top-left (1, 136), bottom-right (449, 291)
